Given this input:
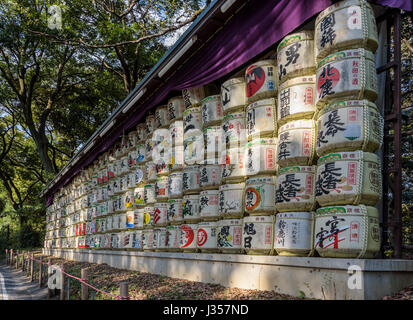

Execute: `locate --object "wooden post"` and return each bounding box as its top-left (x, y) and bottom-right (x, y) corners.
top-left (60, 264), bottom-right (66, 300)
top-left (30, 253), bottom-right (34, 281)
top-left (66, 277), bottom-right (71, 300)
top-left (120, 282), bottom-right (129, 300)
top-left (15, 250), bottom-right (19, 269)
top-left (81, 268), bottom-right (88, 300)
top-left (38, 257), bottom-right (43, 287)
top-left (47, 258), bottom-right (53, 299)
top-left (5, 249), bottom-right (8, 265)
top-left (10, 249), bottom-right (13, 267)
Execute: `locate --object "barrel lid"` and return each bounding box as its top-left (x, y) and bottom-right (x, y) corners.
top-left (243, 215), bottom-right (275, 223)
top-left (246, 176), bottom-right (276, 184)
top-left (222, 77), bottom-right (245, 87)
top-left (201, 95), bottom-right (221, 104)
top-left (315, 0), bottom-right (372, 25)
top-left (277, 30), bottom-right (314, 52)
top-left (278, 119), bottom-right (316, 133)
top-left (317, 48), bottom-right (375, 69)
top-left (316, 204), bottom-right (376, 216)
top-left (246, 60), bottom-right (276, 73)
top-left (317, 151), bottom-right (379, 165)
top-left (219, 182), bottom-right (245, 190)
top-left (279, 75), bottom-right (316, 91)
top-left (246, 98), bottom-right (276, 111)
top-left (276, 212), bottom-right (313, 219)
top-left (317, 99), bottom-right (378, 117)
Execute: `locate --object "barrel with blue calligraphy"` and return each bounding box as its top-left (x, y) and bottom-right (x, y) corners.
top-left (167, 198), bottom-right (184, 225)
top-left (221, 77), bottom-right (246, 115)
top-left (315, 151), bottom-right (381, 206)
top-left (168, 96), bottom-right (186, 122)
top-left (277, 31), bottom-right (316, 84)
top-left (316, 99), bottom-right (383, 157)
top-left (275, 166), bottom-right (316, 212)
top-left (244, 176), bottom-right (276, 216)
top-left (131, 229), bottom-right (143, 250)
top-left (277, 76), bottom-right (316, 127)
top-left (136, 143), bottom-right (146, 164)
top-left (183, 194), bottom-right (201, 223)
top-left (314, 205), bottom-right (380, 258)
top-left (217, 219), bottom-right (243, 253)
top-left (315, 49), bottom-right (378, 109)
top-left (199, 190), bottom-right (220, 221)
top-left (245, 60), bottom-right (277, 103)
top-left (246, 98), bottom-right (277, 140)
top-left (314, 0), bottom-right (378, 62)
top-left (201, 95), bottom-right (223, 127)
top-left (180, 223), bottom-right (198, 252)
top-left (276, 120), bottom-right (316, 168)
top-left (197, 221), bottom-right (219, 252)
top-left (274, 212), bottom-right (314, 256)
top-left (219, 183), bottom-right (245, 218)
top-left (242, 215), bottom-right (275, 255)
top-left (182, 86), bottom-right (206, 109)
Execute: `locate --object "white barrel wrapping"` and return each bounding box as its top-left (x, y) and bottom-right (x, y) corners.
top-left (136, 123), bottom-right (146, 143)
top-left (169, 120), bottom-right (184, 146)
top-left (136, 144), bottom-right (146, 164)
top-left (222, 112), bottom-right (246, 147)
top-left (133, 187), bottom-right (145, 207)
top-left (219, 183), bottom-right (245, 218)
top-left (274, 212), bottom-right (314, 256)
top-left (197, 221), bottom-right (218, 251)
top-left (245, 60), bottom-right (277, 103)
top-left (155, 227), bottom-right (168, 250)
top-left (168, 96), bottom-right (186, 122)
top-left (246, 138), bottom-right (278, 176)
top-left (155, 105), bottom-right (169, 129)
top-left (183, 194), bottom-right (201, 222)
top-left (203, 126), bottom-right (223, 158)
top-left (155, 176), bottom-right (169, 201)
top-left (201, 95), bottom-right (223, 127)
top-left (242, 215), bottom-right (275, 254)
top-left (183, 86), bottom-right (206, 108)
top-left (182, 165), bottom-right (200, 194)
top-left (217, 219), bottom-right (243, 252)
top-left (314, 205), bottom-right (380, 258)
top-left (244, 176), bottom-right (276, 215)
top-left (153, 202), bottom-right (168, 227)
top-left (143, 184), bottom-right (156, 205)
top-left (167, 199), bottom-right (184, 224)
top-left (144, 115), bottom-right (155, 140)
top-left (133, 208), bottom-right (144, 229)
top-left (221, 147), bottom-right (246, 183)
top-left (169, 145), bottom-right (184, 171)
top-left (145, 162), bottom-right (157, 182)
top-left (131, 230), bottom-right (143, 249)
top-left (246, 98), bottom-right (277, 139)
top-left (275, 166), bottom-right (316, 212)
top-left (180, 223), bottom-right (198, 250)
top-left (221, 77), bottom-right (246, 114)
top-left (199, 159), bottom-right (222, 189)
top-left (168, 171), bottom-right (183, 198)
top-left (184, 133), bottom-right (204, 165)
top-left (143, 206), bottom-right (154, 228)
top-left (199, 190), bottom-right (220, 221)
top-left (183, 107), bottom-right (202, 138)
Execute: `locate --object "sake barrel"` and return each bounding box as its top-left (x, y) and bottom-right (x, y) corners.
top-left (199, 159), bottom-right (222, 190)
top-left (128, 130), bottom-right (137, 151)
top-left (183, 106), bottom-right (202, 137)
top-left (166, 225), bottom-right (181, 251)
top-left (276, 120), bottom-right (316, 168)
top-left (145, 162), bottom-right (157, 182)
top-left (120, 156), bottom-right (130, 175)
top-left (153, 202), bottom-right (168, 227)
top-left (107, 163), bottom-right (115, 181)
top-left (144, 114), bottom-right (155, 140)
top-left (182, 165), bottom-right (200, 194)
top-left (183, 194), bottom-right (201, 223)
top-left (155, 105), bottom-right (169, 129)
top-left (277, 31), bottom-right (316, 84)
top-left (110, 233), bottom-right (119, 249)
top-left (121, 231), bottom-right (133, 249)
top-left (221, 77), bottom-right (246, 114)
top-left (119, 213), bottom-right (127, 229)
top-left (143, 206), bottom-right (154, 229)
top-left (180, 223), bottom-right (198, 252)
top-left (169, 120), bottom-right (184, 146)
top-left (201, 95), bottom-right (223, 127)
top-left (142, 229), bottom-right (155, 251)
top-left (314, 0), bottom-right (378, 62)
top-left (246, 138), bottom-right (278, 176)
top-left (168, 96), bottom-right (186, 122)
top-left (315, 48), bottom-right (378, 109)
top-left (155, 227), bottom-right (168, 251)
top-left (133, 208), bottom-right (144, 229)
top-left (246, 98), bottom-right (277, 140)
top-left (169, 145), bottom-right (184, 171)
top-left (102, 233), bottom-right (111, 249)
top-left (136, 123), bottom-right (146, 143)
top-left (277, 76), bottom-right (316, 126)
top-left (144, 137), bottom-right (153, 162)
top-left (203, 126), bottom-right (223, 158)
top-left (242, 215), bottom-right (275, 255)
top-left (119, 175), bottom-right (129, 193)
top-left (316, 99), bottom-right (383, 157)
top-left (315, 151), bottom-right (381, 206)
top-left (143, 184), bottom-right (156, 204)
top-left (123, 190), bottom-right (134, 211)
top-left (244, 176), bottom-right (276, 215)
top-left (105, 215), bottom-right (113, 232)
top-left (222, 112), bottom-right (247, 147)
top-left (184, 133), bottom-right (204, 165)
top-left (245, 60), bottom-right (277, 103)
top-left (221, 147), bottom-right (246, 183)
top-left (275, 166), bottom-right (317, 212)
top-left (155, 176), bottom-right (169, 201)
top-left (131, 230), bottom-right (143, 250)
top-left (273, 212), bottom-right (313, 256)
top-left (136, 143), bottom-right (146, 164)
top-left (134, 165), bottom-right (146, 186)
top-left (219, 183), bottom-right (245, 218)
top-left (199, 190), bottom-right (220, 221)
top-left (168, 171), bottom-right (183, 198)
top-left (197, 221), bottom-right (218, 252)
top-left (133, 186), bottom-right (145, 207)
top-left (167, 199), bottom-right (184, 225)
top-left (314, 205), bottom-right (380, 258)
top-left (217, 219), bottom-right (243, 253)
top-left (182, 86), bottom-right (205, 108)
top-left (127, 152), bottom-right (137, 175)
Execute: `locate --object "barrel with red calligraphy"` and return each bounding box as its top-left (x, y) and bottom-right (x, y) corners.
top-left (153, 202), bottom-right (168, 227)
top-left (196, 221), bottom-right (219, 252)
top-left (315, 151), bottom-right (381, 206)
top-left (314, 205), bottom-right (380, 258)
top-left (314, 0), bottom-right (378, 62)
top-left (244, 176), bottom-right (276, 216)
top-left (221, 147), bottom-right (246, 183)
top-left (246, 138), bottom-right (278, 176)
top-left (180, 223), bottom-right (198, 252)
top-left (316, 99), bottom-right (383, 157)
top-left (242, 215), bottom-right (275, 255)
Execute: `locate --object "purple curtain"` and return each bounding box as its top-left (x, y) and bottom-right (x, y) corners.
top-left (45, 0), bottom-right (411, 206)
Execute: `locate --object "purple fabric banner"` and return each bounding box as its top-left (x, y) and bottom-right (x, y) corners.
top-left (45, 0), bottom-right (410, 206)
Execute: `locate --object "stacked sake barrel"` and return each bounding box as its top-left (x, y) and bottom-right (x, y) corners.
top-left (313, 0), bottom-right (382, 258)
top-left (241, 59), bottom-right (279, 255)
top-left (274, 30), bottom-right (317, 257)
